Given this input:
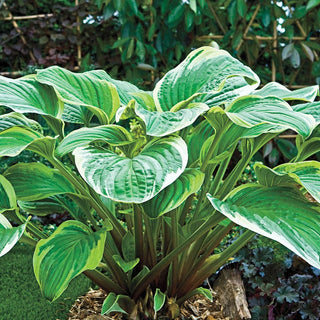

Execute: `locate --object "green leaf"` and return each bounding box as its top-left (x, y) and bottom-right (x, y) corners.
top-left (121, 231), bottom-right (135, 262)
top-left (0, 112), bottom-right (43, 132)
top-left (237, 0), bottom-right (247, 17)
top-left (252, 83), bottom-right (319, 102)
top-left (101, 293), bottom-right (135, 315)
top-left (255, 161), bottom-right (320, 203)
top-left (112, 254), bottom-right (139, 272)
top-left (306, 0), bottom-right (320, 11)
top-left (0, 127), bottom-right (43, 157)
top-left (74, 136), bottom-right (188, 203)
top-left (189, 0), bottom-right (197, 13)
top-left (33, 220), bottom-right (107, 301)
top-left (56, 125), bottom-right (133, 156)
top-left (261, 7), bottom-right (271, 27)
top-left (0, 214), bottom-right (28, 257)
top-left (141, 168), bottom-right (204, 218)
top-left (4, 162), bottom-right (76, 201)
top-left (225, 96), bottom-right (316, 139)
top-left (135, 102), bottom-right (209, 137)
top-left (282, 43), bottom-right (294, 60)
top-left (293, 102), bottom-right (320, 123)
top-left (36, 66), bottom-right (120, 124)
top-left (154, 288), bottom-right (166, 313)
top-left (167, 3), bottom-right (185, 28)
top-left (275, 138), bottom-right (297, 160)
top-left (290, 48), bottom-right (301, 68)
top-left (0, 175), bottom-right (17, 213)
top-left (301, 43), bottom-right (314, 62)
top-left (0, 78), bottom-right (63, 118)
top-left (88, 70), bottom-right (143, 106)
top-left (153, 47), bottom-right (259, 112)
top-left (188, 287), bottom-right (213, 302)
top-left (207, 185), bottom-right (320, 269)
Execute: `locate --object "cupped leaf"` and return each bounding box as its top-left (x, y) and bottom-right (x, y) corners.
top-left (0, 78), bottom-right (63, 117)
top-left (207, 185), bottom-right (320, 269)
top-left (0, 214), bottom-right (28, 257)
top-left (0, 175), bottom-right (17, 213)
top-left (153, 46), bottom-right (259, 111)
top-left (112, 254), bottom-right (140, 273)
top-left (56, 125), bottom-right (133, 156)
top-left (33, 220), bottom-right (107, 301)
top-left (61, 103), bottom-right (93, 124)
top-left (255, 161), bottom-right (320, 203)
top-left (225, 95), bottom-right (316, 138)
top-left (73, 136), bottom-right (188, 203)
top-left (36, 66), bottom-right (120, 124)
top-left (101, 293), bottom-right (135, 315)
top-left (4, 162), bottom-right (76, 201)
top-left (0, 112), bottom-right (43, 132)
top-left (136, 102), bottom-right (209, 137)
top-left (252, 82), bottom-right (319, 102)
top-left (154, 288), bottom-right (166, 313)
top-left (141, 168), bottom-right (204, 218)
top-left (295, 128), bottom-right (320, 161)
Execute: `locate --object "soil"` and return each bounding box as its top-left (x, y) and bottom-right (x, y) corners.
top-left (68, 289), bottom-right (229, 320)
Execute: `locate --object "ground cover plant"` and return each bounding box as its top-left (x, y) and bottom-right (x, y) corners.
top-left (0, 243), bottom-right (91, 320)
top-left (0, 46), bottom-right (320, 319)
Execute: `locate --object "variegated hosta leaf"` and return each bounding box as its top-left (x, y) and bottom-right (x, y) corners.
top-left (73, 136), bottom-right (188, 203)
top-left (18, 194), bottom-right (88, 223)
top-left (0, 214), bottom-right (28, 257)
top-left (225, 96), bottom-right (316, 138)
top-left (0, 112), bottom-right (43, 133)
top-left (207, 185), bottom-right (320, 269)
top-left (153, 46), bottom-right (260, 111)
top-left (252, 82), bottom-right (319, 102)
top-left (0, 175), bottom-right (17, 213)
top-left (135, 102), bottom-right (209, 137)
top-left (33, 220), bottom-right (107, 301)
top-left (255, 161), bottom-right (320, 203)
top-left (62, 103), bottom-right (93, 124)
top-left (56, 125), bottom-right (133, 156)
top-left (4, 162), bottom-right (76, 201)
top-left (0, 78), bottom-right (63, 117)
top-left (87, 70), bottom-right (143, 106)
top-left (0, 126), bottom-right (56, 159)
top-left (36, 66), bottom-right (120, 124)
top-left (293, 101), bottom-right (320, 123)
top-left (141, 168), bottom-right (205, 218)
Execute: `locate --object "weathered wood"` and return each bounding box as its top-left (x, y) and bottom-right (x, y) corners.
top-left (212, 268), bottom-right (251, 320)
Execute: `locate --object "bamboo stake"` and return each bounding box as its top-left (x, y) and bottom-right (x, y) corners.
top-left (272, 20), bottom-right (277, 82)
top-left (236, 3), bottom-right (261, 52)
top-left (2, 2), bottom-right (36, 63)
top-left (75, 0), bottom-right (82, 68)
top-left (205, 0), bottom-right (226, 33)
top-left (2, 13), bottom-right (54, 20)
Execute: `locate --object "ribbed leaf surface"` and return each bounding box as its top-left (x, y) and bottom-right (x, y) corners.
top-left (141, 168), bottom-right (204, 218)
top-left (0, 214), bottom-right (27, 257)
top-left (255, 161), bottom-right (320, 203)
top-left (4, 162), bottom-right (76, 201)
top-left (56, 125), bottom-right (133, 156)
top-left (136, 103), bottom-right (209, 137)
top-left (73, 136), bottom-right (188, 203)
top-left (207, 185), bottom-right (320, 269)
top-left (293, 102), bottom-right (320, 123)
top-left (33, 220), bottom-right (107, 301)
top-left (253, 82), bottom-right (319, 102)
top-left (0, 78), bottom-right (62, 117)
top-left (153, 46), bottom-right (259, 111)
top-left (0, 112), bottom-right (42, 132)
top-left (225, 96), bottom-right (315, 138)
top-left (36, 66), bottom-right (120, 124)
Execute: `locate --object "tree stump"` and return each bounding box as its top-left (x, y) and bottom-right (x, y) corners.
top-left (212, 268), bottom-right (251, 320)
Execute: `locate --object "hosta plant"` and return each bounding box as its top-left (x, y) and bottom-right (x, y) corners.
top-left (0, 46), bottom-right (320, 319)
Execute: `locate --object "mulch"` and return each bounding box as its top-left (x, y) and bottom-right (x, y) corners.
top-left (68, 289), bottom-right (229, 320)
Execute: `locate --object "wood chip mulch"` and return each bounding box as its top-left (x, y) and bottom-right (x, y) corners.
top-left (68, 289), bottom-right (229, 320)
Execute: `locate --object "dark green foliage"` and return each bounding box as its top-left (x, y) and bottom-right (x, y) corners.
top-left (236, 237), bottom-right (320, 319)
top-left (0, 243), bottom-right (91, 320)
top-left (0, 1), bottom-right (319, 88)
